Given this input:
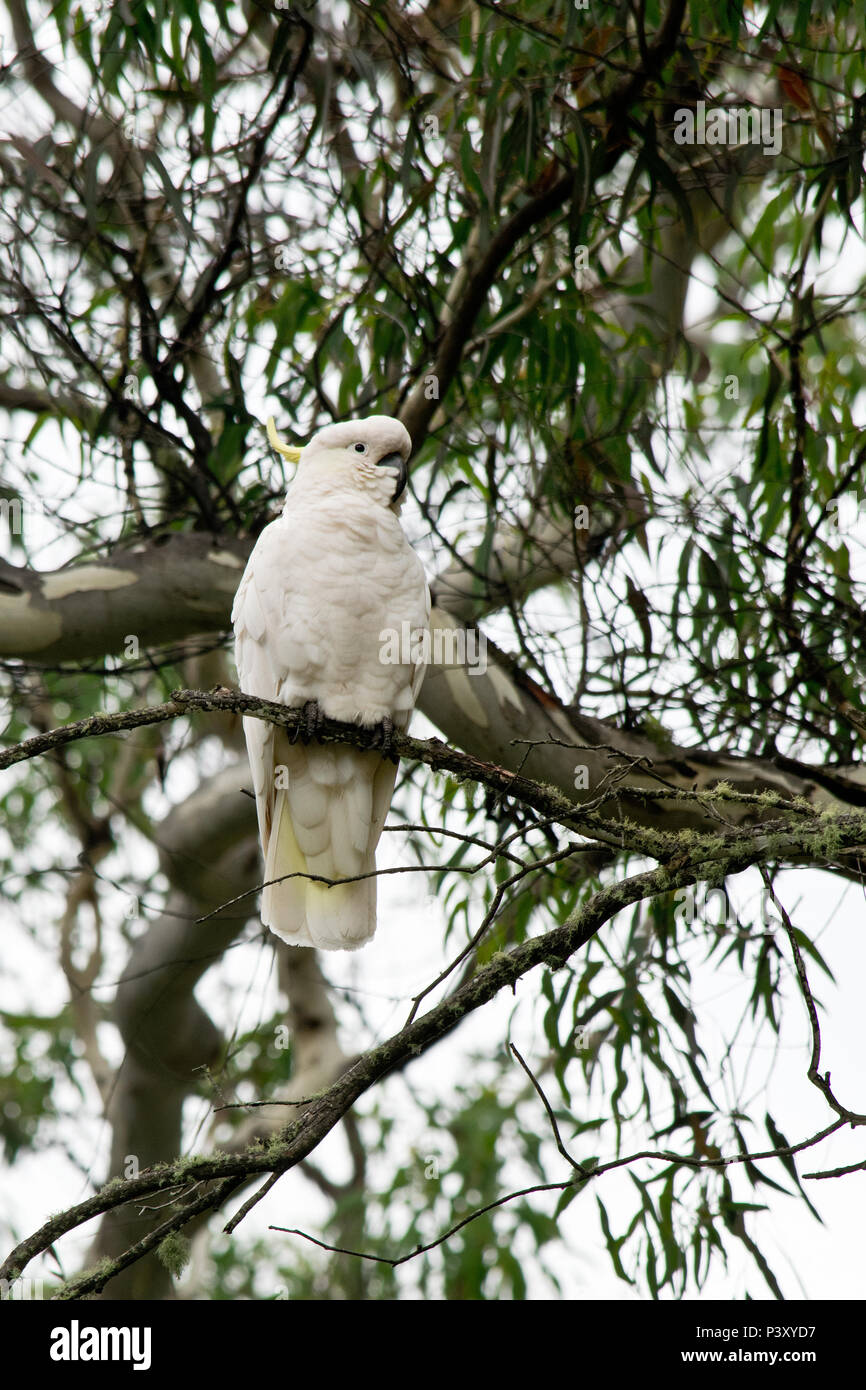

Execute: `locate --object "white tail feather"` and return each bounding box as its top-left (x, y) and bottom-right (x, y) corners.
top-left (262, 787), bottom-right (377, 950)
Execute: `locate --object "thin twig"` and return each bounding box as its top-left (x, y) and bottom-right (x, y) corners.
top-left (510, 1044), bottom-right (587, 1174)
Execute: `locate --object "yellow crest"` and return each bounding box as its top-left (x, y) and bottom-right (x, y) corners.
top-left (266, 417), bottom-right (303, 462)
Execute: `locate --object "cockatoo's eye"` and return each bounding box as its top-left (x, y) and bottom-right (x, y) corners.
top-left (352, 442), bottom-right (368, 455)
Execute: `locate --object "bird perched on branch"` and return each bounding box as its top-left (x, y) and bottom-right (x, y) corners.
top-left (232, 415), bottom-right (430, 950)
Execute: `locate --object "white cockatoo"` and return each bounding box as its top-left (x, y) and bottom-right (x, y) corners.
top-left (232, 414), bottom-right (430, 951)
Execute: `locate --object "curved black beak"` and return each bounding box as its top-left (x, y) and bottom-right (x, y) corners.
top-left (376, 450), bottom-right (408, 503)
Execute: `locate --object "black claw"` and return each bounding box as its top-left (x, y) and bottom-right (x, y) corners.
top-left (373, 715), bottom-right (399, 764)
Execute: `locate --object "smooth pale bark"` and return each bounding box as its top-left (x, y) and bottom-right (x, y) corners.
top-left (86, 767), bottom-right (347, 1297)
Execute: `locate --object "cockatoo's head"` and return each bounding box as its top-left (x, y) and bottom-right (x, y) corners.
top-left (267, 414), bottom-right (412, 509)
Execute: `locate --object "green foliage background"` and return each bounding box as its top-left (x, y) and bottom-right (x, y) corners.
top-left (1, 0), bottom-right (865, 1299)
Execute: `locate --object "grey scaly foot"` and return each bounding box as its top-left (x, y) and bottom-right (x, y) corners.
top-left (291, 699), bottom-right (325, 743)
top-left (372, 715), bottom-right (399, 764)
